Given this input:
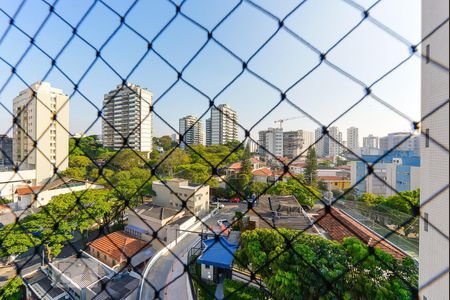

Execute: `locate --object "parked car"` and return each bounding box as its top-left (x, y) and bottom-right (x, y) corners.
top-left (230, 197), bottom-right (241, 203)
top-left (211, 202), bottom-right (225, 209)
top-left (217, 219), bottom-right (231, 228)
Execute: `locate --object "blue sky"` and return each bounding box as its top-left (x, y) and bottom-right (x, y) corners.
top-left (0, 0), bottom-right (421, 143)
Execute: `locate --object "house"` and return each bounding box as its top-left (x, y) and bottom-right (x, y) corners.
top-left (224, 157), bottom-right (264, 176)
top-left (87, 231), bottom-right (154, 271)
top-left (289, 161), bottom-right (306, 175)
top-left (152, 179), bottom-right (210, 216)
top-left (125, 203), bottom-right (196, 247)
top-left (314, 206), bottom-right (408, 259)
top-left (23, 252), bottom-right (141, 300)
top-left (318, 175), bottom-right (351, 191)
top-left (248, 195), bottom-right (319, 232)
top-left (251, 167), bottom-right (273, 183)
top-left (12, 177), bottom-right (103, 210)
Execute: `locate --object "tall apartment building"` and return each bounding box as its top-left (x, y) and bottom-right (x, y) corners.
top-left (102, 83), bottom-right (153, 153)
top-left (328, 126), bottom-right (343, 157)
top-left (315, 127), bottom-right (329, 157)
top-left (258, 128), bottom-right (284, 159)
top-left (283, 130), bottom-right (314, 158)
top-left (205, 104), bottom-right (238, 146)
top-left (13, 82), bottom-right (69, 183)
top-left (363, 134), bottom-right (380, 149)
top-left (379, 132), bottom-right (420, 154)
top-left (346, 127), bottom-right (359, 153)
top-left (0, 134), bottom-right (13, 168)
top-left (179, 115), bottom-right (205, 148)
top-left (419, 0), bottom-right (449, 298)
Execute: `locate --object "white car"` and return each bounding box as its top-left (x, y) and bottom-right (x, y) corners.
top-left (211, 202), bottom-right (225, 209)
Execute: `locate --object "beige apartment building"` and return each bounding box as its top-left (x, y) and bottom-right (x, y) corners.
top-left (13, 82), bottom-right (69, 183)
top-left (152, 179), bottom-right (210, 216)
top-left (419, 0), bottom-right (449, 298)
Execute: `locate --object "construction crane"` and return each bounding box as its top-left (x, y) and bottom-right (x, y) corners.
top-left (274, 115), bottom-right (306, 129)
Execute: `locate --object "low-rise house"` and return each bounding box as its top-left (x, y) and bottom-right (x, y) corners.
top-left (289, 161), bottom-right (306, 175)
top-left (318, 175), bottom-right (351, 191)
top-left (0, 169), bottom-right (36, 200)
top-left (23, 252), bottom-right (141, 300)
top-left (87, 231), bottom-right (154, 271)
top-left (12, 177), bottom-right (103, 210)
top-left (252, 167), bottom-right (273, 183)
top-left (248, 195), bottom-right (319, 232)
top-left (314, 206), bottom-right (408, 259)
top-left (125, 203), bottom-right (195, 246)
top-left (224, 157), bottom-right (264, 176)
top-left (152, 178), bottom-right (210, 216)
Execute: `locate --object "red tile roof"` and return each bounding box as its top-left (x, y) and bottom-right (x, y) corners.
top-left (15, 186), bottom-right (42, 195)
top-left (87, 231), bottom-right (149, 263)
top-left (252, 167), bottom-right (273, 176)
top-left (315, 207), bottom-right (407, 259)
top-left (228, 162), bottom-right (241, 170)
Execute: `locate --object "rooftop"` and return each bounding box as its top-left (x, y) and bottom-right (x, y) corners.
top-left (197, 237), bottom-right (239, 269)
top-left (132, 203), bottom-right (182, 221)
top-left (50, 253), bottom-right (114, 289)
top-left (87, 231), bottom-right (150, 263)
top-left (24, 270), bottom-right (68, 300)
top-left (314, 207), bottom-right (408, 259)
top-left (252, 167), bottom-right (273, 176)
top-left (88, 273), bottom-right (140, 300)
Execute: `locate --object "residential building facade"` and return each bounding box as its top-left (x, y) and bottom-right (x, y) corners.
top-left (350, 151), bottom-right (420, 197)
top-left (315, 127), bottom-right (329, 157)
top-left (363, 134), bottom-right (380, 149)
top-left (102, 83), bottom-right (153, 153)
top-left (328, 126), bottom-right (343, 157)
top-left (282, 130), bottom-right (314, 158)
top-left (258, 128), bottom-right (283, 159)
top-left (13, 82), bottom-right (69, 183)
top-left (206, 104), bottom-right (238, 145)
top-left (346, 127), bottom-right (359, 153)
top-left (152, 179), bottom-right (210, 216)
top-left (179, 115), bottom-right (205, 148)
top-left (379, 132), bottom-right (420, 154)
top-left (0, 134), bottom-right (13, 169)
top-left (419, 0), bottom-right (449, 298)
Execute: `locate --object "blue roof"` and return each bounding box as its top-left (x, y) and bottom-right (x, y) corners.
top-left (197, 237), bottom-right (238, 269)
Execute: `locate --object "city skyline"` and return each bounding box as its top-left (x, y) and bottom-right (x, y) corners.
top-left (0, 0), bottom-right (421, 143)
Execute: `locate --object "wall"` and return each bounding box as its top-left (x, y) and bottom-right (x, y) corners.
top-left (0, 169), bottom-right (36, 199)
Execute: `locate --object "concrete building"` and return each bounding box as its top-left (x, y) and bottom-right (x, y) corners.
top-left (282, 130), bottom-right (314, 158)
top-left (102, 83), bottom-right (153, 153)
top-left (350, 151), bottom-right (420, 197)
top-left (379, 132), bottom-right (420, 154)
top-left (315, 127), bottom-right (329, 157)
top-left (328, 126), bottom-right (343, 157)
top-left (0, 135), bottom-right (13, 169)
top-left (363, 134), bottom-right (380, 149)
top-left (152, 179), bottom-right (210, 216)
top-left (346, 127), bottom-right (359, 153)
top-left (179, 115), bottom-right (205, 148)
top-left (13, 82), bottom-right (69, 183)
top-left (0, 169), bottom-right (36, 200)
top-left (258, 128), bottom-right (283, 159)
top-left (206, 104), bottom-right (238, 146)
top-left (419, 0), bottom-right (449, 298)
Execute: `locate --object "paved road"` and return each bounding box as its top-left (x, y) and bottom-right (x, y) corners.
top-left (141, 233), bottom-right (199, 300)
top-left (141, 204), bottom-right (243, 299)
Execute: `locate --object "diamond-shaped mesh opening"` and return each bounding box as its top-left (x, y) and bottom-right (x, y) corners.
top-left (0, 0), bottom-right (448, 299)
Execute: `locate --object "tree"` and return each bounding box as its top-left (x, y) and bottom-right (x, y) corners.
top-left (0, 277), bottom-right (24, 300)
top-left (159, 135), bottom-right (175, 151)
top-left (304, 148), bottom-right (318, 186)
top-left (236, 228), bottom-right (418, 300)
top-left (108, 149), bottom-right (146, 170)
top-left (159, 148), bottom-right (191, 176)
top-left (267, 179), bottom-right (320, 207)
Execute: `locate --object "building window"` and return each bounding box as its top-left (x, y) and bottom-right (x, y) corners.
top-left (425, 44), bottom-right (430, 64)
top-left (424, 213), bottom-right (429, 232)
top-left (112, 260), bottom-right (116, 266)
top-left (425, 128), bottom-right (430, 148)
top-left (205, 265), bottom-right (210, 269)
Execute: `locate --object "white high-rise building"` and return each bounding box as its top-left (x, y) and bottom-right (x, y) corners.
top-left (346, 127), bottom-right (359, 153)
top-left (13, 82), bottom-right (69, 183)
top-left (258, 128), bottom-right (283, 159)
top-left (206, 104), bottom-right (238, 146)
top-left (179, 115), bottom-right (205, 148)
top-left (315, 127), bottom-right (329, 157)
top-left (419, 0), bottom-right (449, 298)
top-left (363, 134), bottom-right (380, 149)
top-left (328, 126), bottom-right (343, 157)
top-left (102, 83), bottom-right (153, 153)
top-left (379, 132), bottom-right (420, 154)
